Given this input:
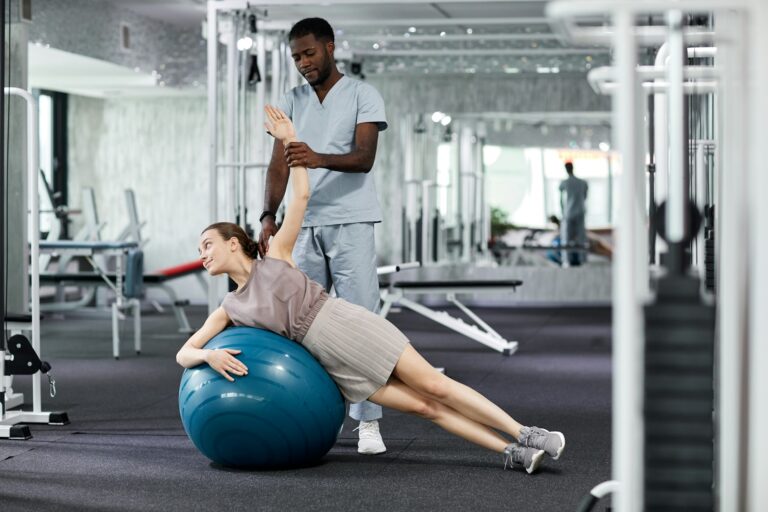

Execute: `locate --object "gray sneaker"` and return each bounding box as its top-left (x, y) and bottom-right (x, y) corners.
top-left (519, 426), bottom-right (565, 460)
top-left (503, 443), bottom-right (544, 474)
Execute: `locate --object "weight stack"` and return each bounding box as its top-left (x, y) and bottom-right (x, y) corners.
top-left (703, 206), bottom-right (715, 293)
top-left (644, 274), bottom-right (715, 511)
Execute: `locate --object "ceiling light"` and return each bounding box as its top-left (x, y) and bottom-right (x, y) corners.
top-left (441, 115), bottom-right (452, 126)
top-left (432, 111), bottom-right (445, 123)
top-left (503, 67), bottom-right (520, 74)
top-left (372, 43), bottom-right (380, 50)
top-left (536, 66), bottom-right (551, 74)
top-left (408, 26), bottom-right (416, 33)
top-left (466, 28), bottom-right (473, 34)
top-left (440, 31), bottom-right (446, 37)
top-left (599, 142), bottom-right (611, 152)
top-left (236, 36), bottom-right (253, 51)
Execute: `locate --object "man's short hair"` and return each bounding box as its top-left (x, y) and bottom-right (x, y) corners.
top-left (565, 162), bottom-right (574, 172)
top-left (288, 18), bottom-right (335, 43)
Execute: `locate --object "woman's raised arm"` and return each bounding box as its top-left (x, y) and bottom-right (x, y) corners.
top-left (263, 105), bottom-right (309, 265)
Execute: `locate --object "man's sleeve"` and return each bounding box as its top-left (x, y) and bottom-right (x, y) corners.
top-left (357, 83), bottom-right (387, 131)
top-left (276, 92), bottom-right (293, 120)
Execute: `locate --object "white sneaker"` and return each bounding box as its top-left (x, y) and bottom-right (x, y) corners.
top-left (354, 420), bottom-right (387, 455)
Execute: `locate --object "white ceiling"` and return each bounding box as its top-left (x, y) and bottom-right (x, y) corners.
top-left (104, 1), bottom-right (549, 30)
top-left (33, 1), bottom-right (610, 97)
top-left (28, 44), bottom-right (203, 98)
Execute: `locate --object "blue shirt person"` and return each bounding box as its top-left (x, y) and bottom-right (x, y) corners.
top-left (257, 18), bottom-right (388, 455)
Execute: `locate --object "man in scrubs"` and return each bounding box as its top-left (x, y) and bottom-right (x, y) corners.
top-left (258, 17), bottom-right (388, 455)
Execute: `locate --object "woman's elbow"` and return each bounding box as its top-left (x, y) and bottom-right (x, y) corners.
top-left (176, 350), bottom-right (189, 368)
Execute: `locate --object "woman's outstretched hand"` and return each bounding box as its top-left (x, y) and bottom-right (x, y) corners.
top-left (264, 105), bottom-right (296, 142)
top-left (205, 348), bottom-right (249, 382)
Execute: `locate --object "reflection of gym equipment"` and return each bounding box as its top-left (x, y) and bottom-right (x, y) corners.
top-left (2, 87), bottom-right (70, 440)
top-left (42, 259), bottom-right (206, 336)
top-left (401, 115), bottom-right (490, 267)
top-left (41, 189), bottom-right (205, 334)
top-left (40, 240), bottom-right (142, 359)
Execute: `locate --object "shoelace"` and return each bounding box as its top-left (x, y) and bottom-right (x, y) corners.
top-left (353, 422), bottom-right (380, 439)
top-left (522, 426), bottom-right (547, 449)
top-left (503, 446), bottom-right (518, 470)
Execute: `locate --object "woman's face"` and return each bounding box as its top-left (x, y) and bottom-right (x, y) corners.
top-left (199, 229), bottom-right (234, 276)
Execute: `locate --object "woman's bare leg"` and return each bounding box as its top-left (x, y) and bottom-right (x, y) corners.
top-left (392, 344), bottom-right (525, 439)
top-left (368, 377), bottom-right (510, 453)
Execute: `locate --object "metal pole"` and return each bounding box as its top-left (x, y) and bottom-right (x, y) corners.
top-left (207, 0), bottom-right (219, 313)
top-left (1, 0), bottom-right (6, 420)
top-left (253, 32), bottom-right (267, 228)
top-left (748, 3), bottom-right (768, 509)
top-left (612, 9), bottom-right (643, 512)
top-left (226, 16), bottom-right (238, 223)
top-left (4, 88), bottom-right (41, 411)
top-left (421, 180), bottom-right (433, 265)
top-left (716, 10), bottom-right (748, 512)
top-left (666, 10), bottom-right (687, 245)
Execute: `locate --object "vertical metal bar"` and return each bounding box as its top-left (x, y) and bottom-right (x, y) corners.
top-left (666, 10), bottom-right (686, 244)
top-left (612, 9), bottom-right (643, 512)
top-left (695, 142), bottom-right (706, 279)
top-left (226, 15), bottom-right (238, 223)
top-left (716, 9), bottom-right (747, 512)
top-left (0, 1), bottom-right (6, 418)
top-left (653, 43), bottom-right (669, 264)
top-left (647, 94), bottom-right (656, 264)
top-left (271, 36), bottom-right (281, 106)
top-left (25, 90), bottom-right (41, 412)
top-left (253, 32), bottom-right (267, 225)
top-left (238, 24), bottom-right (248, 228)
top-left (207, 1), bottom-right (219, 314)
top-left (421, 180), bottom-right (433, 265)
top-left (4, 88), bottom-right (43, 412)
top-left (747, 3), bottom-right (768, 509)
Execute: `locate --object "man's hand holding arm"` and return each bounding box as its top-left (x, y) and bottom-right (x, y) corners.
top-left (283, 123), bottom-right (379, 173)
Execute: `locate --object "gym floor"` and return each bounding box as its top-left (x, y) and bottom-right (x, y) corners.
top-left (1, 306), bottom-right (611, 511)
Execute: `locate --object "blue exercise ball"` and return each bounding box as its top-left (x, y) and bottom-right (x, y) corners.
top-left (178, 326), bottom-right (345, 468)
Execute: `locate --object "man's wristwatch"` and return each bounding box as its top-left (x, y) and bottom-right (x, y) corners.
top-left (259, 211), bottom-right (276, 223)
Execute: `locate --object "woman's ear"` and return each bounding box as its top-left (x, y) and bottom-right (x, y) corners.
top-left (229, 237), bottom-right (239, 252)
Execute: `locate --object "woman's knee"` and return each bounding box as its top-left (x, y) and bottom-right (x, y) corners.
top-left (411, 397), bottom-right (441, 420)
top-left (418, 374), bottom-right (452, 401)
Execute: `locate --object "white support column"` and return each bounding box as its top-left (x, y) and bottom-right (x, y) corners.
top-left (611, 10), bottom-right (644, 512)
top-left (747, 1), bottom-right (768, 509)
top-left (716, 10), bottom-right (749, 512)
top-left (666, 10), bottom-right (686, 244)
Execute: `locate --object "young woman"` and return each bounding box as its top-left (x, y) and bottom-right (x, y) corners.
top-left (176, 106), bottom-right (565, 473)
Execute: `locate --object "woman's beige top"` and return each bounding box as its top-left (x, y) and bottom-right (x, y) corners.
top-left (221, 257), bottom-right (328, 342)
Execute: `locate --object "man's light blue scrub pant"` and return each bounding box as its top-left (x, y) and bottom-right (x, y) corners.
top-left (293, 222), bottom-right (383, 422)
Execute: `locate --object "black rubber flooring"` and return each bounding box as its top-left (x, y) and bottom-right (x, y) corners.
top-left (1, 304), bottom-right (612, 512)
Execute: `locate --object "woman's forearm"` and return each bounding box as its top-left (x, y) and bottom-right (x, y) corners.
top-left (284, 136), bottom-right (310, 203)
top-left (176, 346), bottom-right (210, 368)
top-left (175, 307), bottom-right (230, 368)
